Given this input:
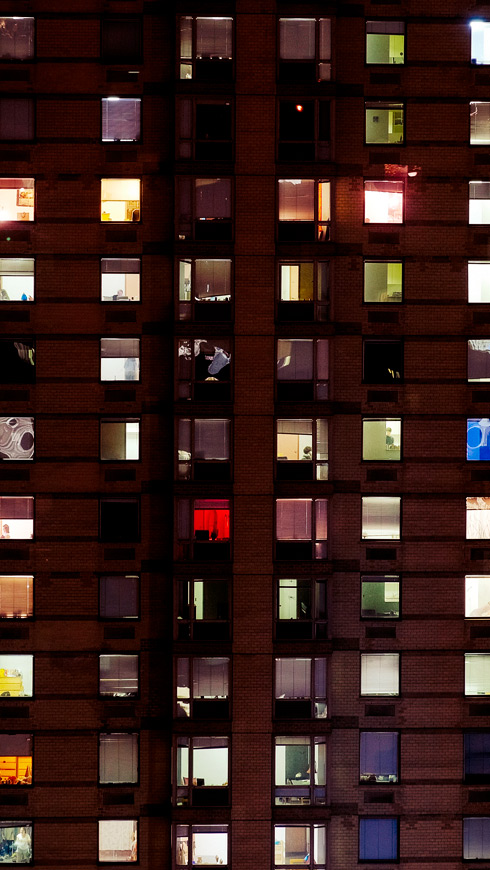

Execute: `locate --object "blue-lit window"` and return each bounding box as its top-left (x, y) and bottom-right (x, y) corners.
top-left (465, 734), bottom-right (490, 782)
top-left (464, 817), bottom-right (490, 859)
top-left (471, 21), bottom-right (490, 65)
top-left (360, 732), bottom-right (398, 783)
top-left (468, 419), bottom-right (490, 460)
top-left (359, 818), bottom-right (398, 861)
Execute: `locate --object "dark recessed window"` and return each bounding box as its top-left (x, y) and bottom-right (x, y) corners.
top-left (99, 498), bottom-right (139, 543)
top-left (99, 654), bottom-right (138, 698)
top-left (99, 733), bottom-right (138, 784)
top-left (101, 19), bottom-right (142, 64)
top-left (178, 100), bottom-right (232, 161)
top-left (177, 178), bottom-right (232, 241)
top-left (99, 575), bottom-right (139, 619)
top-left (363, 340), bottom-right (403, 383)
top-left (277, 339), bottom-right (329, 401)
top-left (0, 99), bottom-right (34, 141)
top-left (278, 101), bottom-right (330, 161)
top-left (177, 418), bottom-right (230, 481)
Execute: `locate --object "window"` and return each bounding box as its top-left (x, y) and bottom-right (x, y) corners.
top-left (468, 420), bottom-right (490, 460)
top-left (178, 99), bottom-right (232, 161)
top-left (101, 258), bottom-right (140, 302)
top-left (177, 339), bottom-right (231, 401)
top-left (0, 259), bottom-right (34, 303)
top-left (361, 576), bottom-right (400, 619)
top-left (101, 179), bottom-right (140, 223)
top-left (275, 737), bottom-right (326, 805)
top-left (278, 179), bottom-right (330, 241)
top-left (0, 823), bottom-right (32, 864)
top-left (276, 499), bottom-right (327, 560)
top-left (361, 653), bottom-right (399, 696)
top-left (176, 737), bottom-right (229, 806)
top-left (0, 179), bottom-right (34, 222)
top-left (0, 417), bottom-right (34, 461)
top-left (360, 732), bottom-right (398, 783)
top-left (469, 339), bottom-right (490, 381)
top-left (101, 18), bottom-right (142, 63)
top-left (470, 182), bottom-right (490, 224)
top-left (274, 657), bottom-right (327, 719)
top-left (99, 498), bottom-right (139, 544)
top-left (177, 177), bottom-right (232, 241)
top-left (99, 733), bottom-right (138, 785)
top-left (0, 18), bottom-right (34, 61)
top-left (362, 418), bottom-right (401, 461)
top-left (465, 733), bottom-right (490, 782)
top-left (364, 260), bottom-right (402, 303)
top-left (0, 340), bottom-right (35, 384)
top-left (471, 102), bottom-right (490, 145)
top-left (365, 102), bottom-right (404, 146)
top-left (464, 817), bottom-right (490, 859)
top-left (466, 654), bottom-right (490, 695)
top-left (276, 578), bottom-right (327, 640)
top-left (467, 576), bottom-right (490, 617)
top-left (175, 825), bottom-right (228, 869)
top-left (100, 338), bottom-right (140, 382)
top-left (0, 99), bottom-right (33, 141)
top-left (0, 576), bottom-right (33, 619)
top-left (471, 21), bottom-right (490, 64)
top-left (176, 498), bottom-right (231, 561)
top-left (99, 575), bottom-right (139, 619)
top-left (177, 259), bottom-right (232, 322)
top-left (278, 262), bottom-right (329, 321)
top-left (0, 497), bottom-right (33, 541)
top-left (277, 339), bottom-right (329, 401)
top-left (99, 654), bottom-right (138, 698)
top-left (279, 18), bottom-right (331, 82)
top-left (359, 818), bottom-right (398, 861)
top-left (102, 98), bottom-right (140, 143)
top-left (276, 419), bottom-right (328, 481)
top-left (274, 824), bottom-right (326, 869)
top-left (362, 497), bottom-right (400, 540)
top-left (179, 17), bottom-right (233, 81)
top-left (98, 819), bottom-right (138, 863)
top-left (366, 21), bottom-right (405, 65)
top-left (176, 657), bottom-right (230, 719)
top-left (176, 579), bottom-right (229, 640)
top-left (0, 735), bottom-right (32, 786)
top-left (469, 261), bottom-right (490, 304)
top-left (467, 497), bottom-right (490, 539)
top-left (278, 101), bottom-right (331, 161)
top-left (177, 419), bottom-right (231, 481)
top-left (364, 180), bottom-right (403, 224)
top-left (363, 339), bottom-right (403, 382)
top-left (0, 655), bottom-right (33, 698)
top-left (100, 419), bottom-right (139, 461)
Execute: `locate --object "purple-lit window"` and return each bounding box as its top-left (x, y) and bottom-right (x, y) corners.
top-left (102, 98), bottom-right (140, 143)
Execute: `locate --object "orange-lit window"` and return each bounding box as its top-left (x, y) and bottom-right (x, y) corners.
top-left (364, 180), bottom-right (403, 224)
top-left (278, 179), bottom-right (330, 241)
top-left (0, 734), bottom-right (32, 785)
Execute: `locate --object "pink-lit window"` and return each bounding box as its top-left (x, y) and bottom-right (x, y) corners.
top-left (278, 179), bottom-right (330, 241)
top-left (364, 180), bottom-right (403, 225)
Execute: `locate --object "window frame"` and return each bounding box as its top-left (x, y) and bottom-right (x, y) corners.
top-left (0, 178), bottom-right (35, 223)
top-left (100, 257), bottom-right (141, 304)
top-left (276, 260), bottom-right (330, 322)
top-left (277, 99), bottom-right (332, 162)
top-left (274, 735), bottom-right (327, 805)
top-left (363, 259), bottom-right (403, 304)
top-left (275, 577), bottom-right (327, 640)
top-left (0, 17), bottom-right (35, 62)
top-left (469, 181), bottom-right (490, 225)
top-left (275, 498), bottom-right (328, 561)
top-left (0, 574), bottom-right (34, 620)
top-left (100, 337), bottom-right (141, 384)
top-left (361, 496), bottom-right (401, 541)
top-left (470, 101), bottom-right (490, 146)
top-left (362, 417), bottom-right (402, 462)
top-left (178, 16), bottom-right (234, 82)
top-left (176, 417), bottom-right (232, 481)
top-left (0, 822), bottom-right (33, 864)
top-left (276, 337), bottom-right (329, 401)
top-left (463, 816), bottom-right (490, 860)
top-left (98, 574), bottom-right (140, 622)
top-left (100, 16), bottom-right (143, 64)
top-left (0, 654), bottom-right (34, 699)
top-left (0, 495), bottom-right (34, 542)
top-left (174, 735), bottom-right (230, 807)
top-left (360, 652), bottom-right (400, 697)
top-left (278, 17), bottom-right (332, 83)
top-left (358, 816), bottom-right (399, 862)
top-left (0, 258), bottom-right (35, 305)
top-left (100, 178), bottom-right (141, 224)
top-left (273, 822), bottom-right (327, 869)
top-left (274, 656), bottom-right (327, 720)
top-left (361, 574), bottom-right (400, 620)
top-left (363, 338), bottom-right (403, 384)
top-left (176, 97), bottom-right (234, 162)
top-left (0, 97), bottom-right (34, 143)
top-left (176, 257), bottom-right (233, 323)
top-left (0, 416), bottom-right (34, 462)
top-left (277, 178), bottom-right (331, 242)
top-left (98, 731), bottom-right (139, 787)
top-left (174, 824), bottom-right (229, 870)
top-left (464, 732), bottom-right (490, 783)
top-left (101, 97), bottom-right (141, 144)
top-left (176, 176), bottom-right (233, 242)
top-left (0, 733), bottom-right (33, 787)
top-left (359, 730), bottom-right (399, 784)
top-left (471, 21), bottom-right (490, 66)
top-left (99, 497), bottom-right (141, 544)
top-left (175, 577), bottom-right (231, 641)
top-left (365, 20), bottom-right (405, 66)
top-left (175, 497), bottom-right (232, 562)
top-left (98, 818), bottom-right (139, 864)
top-left (364, 178), bottom-right (404, 225)
top-left (175, 656), bottom-right (231, 720)
top-left (176, 337), bottom-right (233, 402)
top-left (99, 417), bottom-right (141, 463)
top-left (275, 417), bottom-right (328, 481)
top-left (364, 100), bottom-right (405, 147)
top-left (98, 653), bottom-right (140, 700)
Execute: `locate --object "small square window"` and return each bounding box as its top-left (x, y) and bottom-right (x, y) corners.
top-left (101, 258), bottom-right (140, 302)
top-left (100, 418), bottom-right (139, 461)
top-left (360, 732), bottom-right (398, 783)
top-left (0, 497), bottom-right (34, 541)
top-left (176, 177), bottom-right (232, 241)
top-left (0, 655), bottom-right (33, 698)
top-left (278, 179), bottom-right (330, 241)
top-left (471, 21), bottom-right (490, 65)
top-left (279, 18), bottom-right (331, 82)
top-left (100, 338), bottom-right (140, 382)
top-left (98, 819), bottom-right (138, 863)
top-left (274, 657), bottom-right (327, 719)
top-left (468, 419), bottom-right (490, 460)
top-left (179, 17), bottom-right (233, 81)
top-left (0, 179), bottom-right (34, 222)
top-left (177, 419), bottom-right (230, 481)
top-left (0, 18), bottom-right (34, 61)
top-left (0, 259), bottom-right (34, 302)
top-left (99, 654), bottom-right (138, 698)
top-left (465, 733), bottom-right (490, 782)
top-left (362, 496), bottom-right (400, 540)
top-left (364, 260), bottom-right (402, 303)
top-left (99, 575), bottom-right (139, 619)
top-left (0, 417), bottom-right (34, 461)
top-left (175, 825), bottom-right (228, 869)
top-left (99, 498), bottom-right (139, 544)
top-left (277, 339), bottom-right (329, 401)
top-left (177, 259), bottom-right (232, 322)
top-left (0, 575), bottom-right (33, 619)
top-left (0, 735), bottom-right (32, 786)
top-left (276, 498), bottom-right (327, 560)
top-left (365, 102), bottom-right (404, 145)
top-left (176, 579), bottom-right (230, 641)
top-left (101, 18), bottom-right (142, 63)
top-left (276, 419), bottom-right (328, 481)
top-left (178, 99), bottom-right (233, 161)
top-left (177, 339), bottom-right (232, 401)
top-left (364, 180), bottom-right (403, 224)
top-left (0, 99), bottom-right (34, 141)
top-left (363, 339), bottom-right (403, 383)
top-left (366, 21), bottom-right (405, 65)
top-left (361, 653), bottom-right (399, 696)
top-left (466, 653), bottom-right (490, 694)
top-left (464, 817), bottom-right (490, 859)
top-left (471, 102), bottom-right (490, 145)
top-left (276, 578), bottom-right (327, 640)
top-left (176, 737), bottom-right (229, 806)
top-left (102, 98), bottom-right (140, 143)
top-left (0, 823), bottom-right (32, 863)
top-left (176, 657), bottom-right (230, 719)
top-left (362, 418), bottom-right (401, 461)
top-left (467, 497), bottom-right (490, 539)
top-left (359, 817), bottom-right (398, 861)
top-left (361, 576), bottom-right (400, 619)
top-left (176, 498), bottom-right (231, 561)
top-left (101, 179), bottom-right (140, 223)
top-left (99, 733), bottom-right (138, 785)
top-left (275, 737), bottom-right (326, 805)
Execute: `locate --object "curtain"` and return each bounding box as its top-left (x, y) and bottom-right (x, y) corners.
top-left (193, 658), bottom-right (229, 697)
top-left (195, 419), bottom-right (230, 459)
top-left (360, 732), bottom-right (398, 777)
top-left (275, 657), bottom-right (311, 698)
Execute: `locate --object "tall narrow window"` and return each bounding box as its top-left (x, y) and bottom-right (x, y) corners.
top-left (99, 654), bottom-right (138, 698)
top-left (466, 653), bottom-right (490, 695)
top-left (366, 21), bottom-right (405, 64)
top-left (100, 179), bottom-right (140, 223)
top-left (361, 653), bottom-right (399, 696)
top-left (278, 179), bottom-right (330, 241)
top-left (98, 819), bottom-right (138, 863)
top-left (0, 417), bottom-right (34, 461)
top-left (0, 497), bottom-right (33, 540)
top-left (179, 17), bottom-right (233, 81)
top-left (471, 102), bottom-right (490, 145)
top-left (279, 18), bottom-right (331, 81)
top-left (470, 182), bottom-right (490, 224)
top-left (177, 419), bottom-right (231, 481)
top-left (276, 578), bottom-right (327, 640)
top-left (176, 737), bottom-right (229, 806)
top-left (465, 733), bottom-right (490, 782)
top-left (100, 419), bottom-right (139, 461)
top-left (362, 418), bottom-right (401, 461)
top-left (471, 21), bottom-right (490, 64)
top-left (274, 657), bottom-right (327, 719)
top-left (364, 180), bottom-right (403, 224)
top-left (360, 732), bottom-right (398, 782)
top-left (467, 497), bottom-right (490, 539)
top-left (100, 338), bottom-right (140, 382)
top-left (362, 497), bottom-right (400, 540)
top-left (276, 498), bottom-right (327, 560)
top-left (464, 817), bottom-right (490, 859)
top-left (101, 258), bottom-right (140, 302)
top-left (102, 98), bottom-right (141, 143)
top-left (99, 733), bottom-right (138, 784)
top-left (177, 178), bottom-right (232, 241)
top-left (0, 576), bottom-right (33, 619)
top-left (364, 260), bottom-right (402, 303)
top-left (277, 338), bottom-right (328, 401)
top-left (0, 179), bottom-right (34, 222)
top-left (275, 736), bottom-right (326, 804)
top-left (0, 655), bottom-right (33, 698)
top-left (177, 258), bottom-right (232, 321)
top-left (176, 657), bottom-right (230, 719)
top-left (0, 18), bottom-right (34, 61)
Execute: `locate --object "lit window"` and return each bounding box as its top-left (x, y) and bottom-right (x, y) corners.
top-left (469, 261), bottom-right (490, 303)
top-left (274, 657), bottom-right (327, 719)
top-left (100, 179), bottom-right (140, 223)
top-left (176, 737), bottom-right (229, 806)
top-left (176, 498), bottom-right (231, 561)
top-left (177, 419), bottom-right (230, 481)
top-left (363, 339), bottom-right (403, 383)
top-left (99, 498), bottom-right (140, 544)
top-left (278, 262), bottom-right (329, 321)
top-left (278, 100), bottom-right (331, 161)
top-left (177, 338), bottom-right (231, 401)
top-left (98, 819), bottom-right (138, 863)
top-left (471, 102), bottom-right (490, 144)
top-left (176, 657), bottom-right (230, 719)
top-left (362, 496), bottom-right (400, 540)
top-left (0, 340), bottom-right (34, 384)
top-left (100, 338), bottom-right (140, 382)
top-left (177, 177), bottom-right (232, 241)
top-left (101, 258), bottom-right (140, 302)
top-left (277, 579), bottom-right (327, 641)
top-left (99, 575), bottom-right (139, 620)
top-left (0, 655), bottom-right (33, 698)
top-left (361, 576), bottom-right (400, 619)
top-left (0, 18), bottom-right (34, 60)
top-left (0, 417), bottom-right (33, 461)
top-left (278, 179), bottom-right (330, 241)
top-left (365, 102), bottom-right (404, 145)
top-left (364, 260), bottom-right (402, 303)
top-left (276, 498), bottom-right (327, 560)
top-left (0, 99), bottom-right (33, 141)
top-left (366, 21), bottom-right (405, 65)
top-left (360, 732), bottom-right (398, 783)
top-left (100, 418), bottom-right (139, 461)
top-left (364, 180), bottom-right (403, 224)
top-left (175, 825), bottom-right (228, 869)
top-left (0, 259), bottom-right (34, 303)
top-left (177, 259), bottom-right (232, 321)
top-left (102, 98), bottom-right (141, 143)
top-left (465, 653), bottom-right (490, 695)
top-left (0, 576), bottom-right (33, 619)
top-left (467, 575), bottom-right (490, 620)
top-left (176, 579), bottom-right (229, 641)
top-left (179, 17), bottom-right (233, 81)
top-left (467, 497), bottom-right (490, 539)
top-left (275, 737), bottom-right (326, 805)
top-left (279, 18), bottom-right (331, 82)
top-left (277, 338), bottom-right (329, 400)
top-left (99, 654), bottom-right (138, 698)
top-left (178, 99), bottom-right (232, 160)
top-left (0, 179), bottom-right (34, 222)
top-left (0, 823), bottom-right (32, 864)
top-left (471, 21), bottom-right (490, 64)
top-left (0, 497), bottom-right (33, 541)
top-left (464, 817), bottom-right (490, 859)
top-left (0, 735), bottom-right (32, 786)
top-left (362, 418), bottom-right (401, 461)
top-left (468, 419), bottom-right (490, 460)
top-left (469, 339), bottom-right (490, 381)
top-left (465, 732), bottom-right (490, 782)
top-left (276, 419), bottom-right (328, 481)
top-left (361, 653), bottom-right (399, 696)
top-left (274, 824), bottom-right (326, 869)
top-left (359, 818), bottom-right (398, 860)
top-left (470, 182), bottom-right (490, 224)
top-left (101, 18), bottom-right (142, 63)
top-left (99, 733), bottom-right (138, 785)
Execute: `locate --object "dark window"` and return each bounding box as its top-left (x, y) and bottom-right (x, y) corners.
top-left (99, 654), bottom-right (138, 698)
top-left (465, 734), bottom-right (490, 783)
top-left (102, 98), bottom-right (141, 142)
top-left (99, 575), bottom-right (139, 619)
top-left (278, 101), bottom-right (330, 161)
top-left (0, 340), bottom-right (35, 384)
top-left (0, 99), bottom-right (34, 141)
top-left (177, 339), bottom-right (231, 401)
top-left (179, 17), bottom-right (233, 82)
top-left (176, 657), bottom-right (230, 719)
top-left (359, 818), bottom-right (398, 861)
top-left (177, 178), bottom-right (232, 241)
top-left (101, 18), bottom-right (142, 64)
top-left (464, 817), bottom-right (490, 860)
top-left (176, 579), bottom-right (229, 640)
top-left (0, 18), bottom-right (34, 61)
top-left (360, 732), bottom-right (398, 783)
top-left (100, 498), bottom-right (139, 543)
top-left (177, 259), bottom-right (232, 322)
top-left (176, 737), bottom-right (229, 806)
top-left (276, 578), bottom-right (327, 640)
top-left (99, 733), bottom-right (138, 784)
top-left (277, 339), bottom-right (329, 401)
top-left (274, 657), bottom-right (327, 719)
top-left (178, 100), bottom-right (232, 161)
top-left (0, 734), bottom-right (32, 786)
top-left (177, 419), bottom-right (231, 481)
top-left (363, 340), bottom-right (403, 383)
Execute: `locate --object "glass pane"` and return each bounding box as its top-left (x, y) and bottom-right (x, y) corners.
top-left (364, 260), bottom-right (402, 302)
top-left (101, 178), bottom-right (140, 223)
top-left (98, 820), bottom-right (137, 863)
top-left (365, 103), bottom-right (404, 145)
top-left (363, 418), bottom-right (401, 461)
top-left (0, 824), bottom-right (32, 863)
top-left (361, 653), bottom-right (399, 695)
top-left (277, 419), bottom-right (312, 461)
top-left (469, 339), bottom-right (490, 381)
top-left (467, 496), bottom-right (490, 538)
top-left (471, 21), bottom-right (490, 64)
top-left (362, 496), bottom-right (400, 539)
top-left (277, 340), bottom-right (313, 380)
top-left (469, 262), bottom-right (490, 302)
top-left (0, 654), bottom-right (33, 697)
top-left (102, 98), bottom-right (141, 142)
top-left (279, 19), bottom-right (315, 59)
top-left (471, 102), bottom-right (490, 145)
top-left (0, 575), bottom-right (33, 618)
top-left (279, 179), bottom-right (314, 221)
top-left (364, 180), bottom-right (403, 224)
top-left (361, 577), bottom-right (400, 618)
top-left (0, 178), bottom-right (34, 222)
top-left (0, 18), bottom-right (34, 60)
top-left (465, 575), bottom-right (490, 616)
